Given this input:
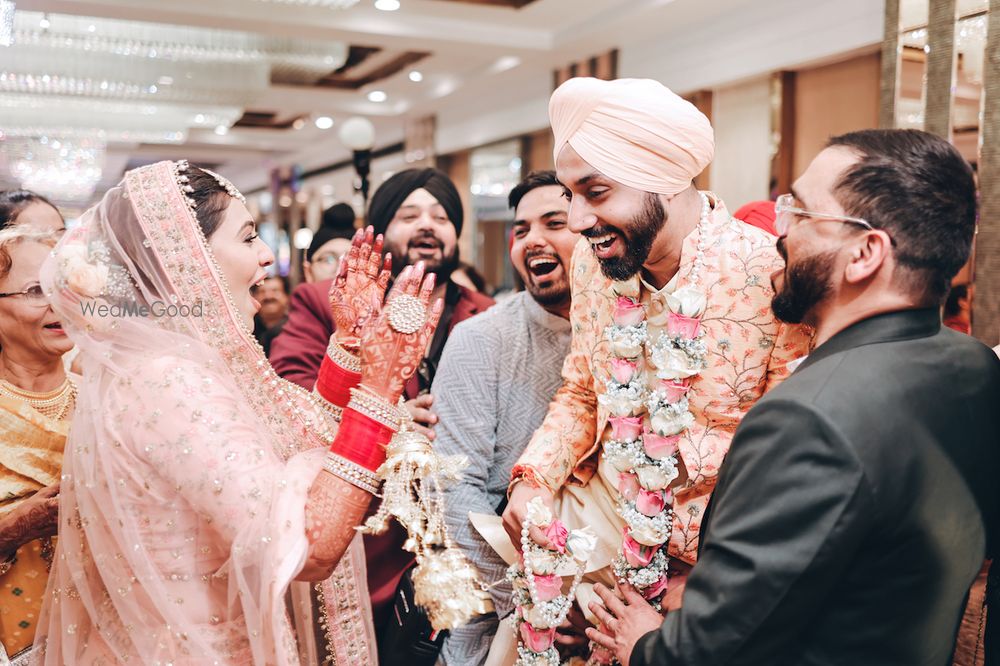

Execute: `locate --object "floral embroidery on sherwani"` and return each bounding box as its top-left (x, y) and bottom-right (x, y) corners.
top-left (511, 195), bottom-right (811, 564)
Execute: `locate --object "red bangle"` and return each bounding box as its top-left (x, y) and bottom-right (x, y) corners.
top-left (331, 407), bottom-right (392, 471)
top-left (315, 354), bottom-right (361, 408)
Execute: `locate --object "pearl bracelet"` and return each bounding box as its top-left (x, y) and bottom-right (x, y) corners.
top-left (323, 451), bottom-right (381, 495)
top-left (347, 387), bottom-right (402, 431)
top-left (326, 338), bottom-right (361, 373)
top-left (312, 389), bottom-right (344, 423)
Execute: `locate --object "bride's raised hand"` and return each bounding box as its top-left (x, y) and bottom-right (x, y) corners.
top-left (360, 262), bottom-right (443, 402)
top-left (328, 226), bottom-right (391, 347)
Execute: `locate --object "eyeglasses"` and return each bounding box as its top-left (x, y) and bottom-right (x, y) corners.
top-left (312, 254), bottom-right (341, 266)
top-left (0, 284), bottom-right (49, 306)
top-left (774, 194), bottom-right (875, 237)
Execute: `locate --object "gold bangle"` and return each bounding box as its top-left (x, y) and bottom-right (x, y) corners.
top-left (326, 337), bottom-right (361, 374)
top-left (323, 452), bottom-right (381, 494)
top-left (347, 387), bottom-right (402, 431)
top-left (312, 389), bottom-right (344, 423)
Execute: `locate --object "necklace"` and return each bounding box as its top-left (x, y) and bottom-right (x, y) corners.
top-left (0, 376), bottom-right (77, 420)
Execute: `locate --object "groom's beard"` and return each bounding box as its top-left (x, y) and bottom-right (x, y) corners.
top-left (583, 193), bottom-right (666, 282)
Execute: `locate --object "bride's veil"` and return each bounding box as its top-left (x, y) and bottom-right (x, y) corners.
top-left (33, 161), bottom-right (373, 664)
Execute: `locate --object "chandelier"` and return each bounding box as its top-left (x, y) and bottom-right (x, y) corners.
top-left (4, 136), bottom-right (105, 203)
top-left (0, 1), bottom-right (13, 47)
top-left (0, 10), bottom-right (351, 201)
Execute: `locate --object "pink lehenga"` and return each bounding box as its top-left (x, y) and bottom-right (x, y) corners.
top-left (32, 161), bottom-right (376, 664)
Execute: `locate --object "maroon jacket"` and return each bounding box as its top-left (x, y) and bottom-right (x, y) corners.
top-left (270, 277), bottom-right (493, 629)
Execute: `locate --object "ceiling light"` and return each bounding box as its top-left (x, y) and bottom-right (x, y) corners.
top-left (38, 14), bottom-right (49, 29)
top-left (214, 124), bottom-right (229, 135)
top-left (157, 75), bottom-right (173, 85)
top-left (374, 0), bottom-right (400, 11)
top-left (338, 116), bottom-right (375, 151)
top-left (87, 23), bottom-right (96, 32)
top-left (490, 56), bottom-right (521, 74)
top-left (408, 70), bottom-right (423, 82)
top-left (194, 113), bottom-right (205, 123)
top-left (293, 227), bottom-right (313, 249)
top-left (315, 116), bottom-right (334, 129)
top-left (292, 117), bottom-right (305, 130)
top-left (367, 90), bottom-right (387, 103)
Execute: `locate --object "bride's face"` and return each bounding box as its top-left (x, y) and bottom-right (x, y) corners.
top-left (208, 199), bottom-right (275, 329)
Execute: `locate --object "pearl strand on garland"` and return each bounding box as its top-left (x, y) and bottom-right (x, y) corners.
top-left (520, 518), bottom-right (585, 629)
top-left (686, 192), bottom-right (712, 288)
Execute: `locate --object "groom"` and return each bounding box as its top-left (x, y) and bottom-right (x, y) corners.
top-left (502, 77), bottom-right (810, 622)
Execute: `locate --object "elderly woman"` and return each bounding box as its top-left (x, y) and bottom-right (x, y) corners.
top-left (0, 191), bottom-right (65, 233)
top-left (0, 227), bottom-right (74, 664)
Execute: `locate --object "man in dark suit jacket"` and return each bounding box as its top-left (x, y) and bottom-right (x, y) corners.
top-left (587, 129), bottom-right (999, 665)
top-left (270, 168), bottom-right (493, 656)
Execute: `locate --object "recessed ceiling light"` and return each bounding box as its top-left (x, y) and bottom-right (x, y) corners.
top-left (374, 0), bottom-right (400, 11)
top-left (39, 16), bottom-right (50, 29)
top-left (194, 114), bottom-right (205, 123)
top-left (315, 116), bottom-right (334, 129)
top-left (87, 24), bottom-right (96, 33)
top-left (367, 90), bottom-right (387, 103)
top-left (214, 125), bottom-right (229, 136)
top-left (408, 70), bottom-right (423, 82)
top-left (292, 118), bottom-right (306, 130)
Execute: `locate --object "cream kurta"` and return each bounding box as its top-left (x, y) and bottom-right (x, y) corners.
top-left (511, 194), bottom-right (811, 566)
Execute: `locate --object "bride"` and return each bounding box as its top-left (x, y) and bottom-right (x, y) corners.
top-left (32, 160), bottom-right (440, 664)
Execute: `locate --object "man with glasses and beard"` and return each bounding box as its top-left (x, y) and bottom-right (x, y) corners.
top-left (270, 167), bottom-right (493, 657)
top-left (497, 77), bottom-right (810, 663)
top-left (587, 129), bottom-right (1000, 666)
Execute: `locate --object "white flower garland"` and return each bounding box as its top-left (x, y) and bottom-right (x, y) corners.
top-left (510, 498), bottom-right (598, 666)
top-left (591, 193), bottom-right (712, 665)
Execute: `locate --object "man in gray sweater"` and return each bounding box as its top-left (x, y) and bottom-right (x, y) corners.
top-left (434, 171), bottom-right (577, 664)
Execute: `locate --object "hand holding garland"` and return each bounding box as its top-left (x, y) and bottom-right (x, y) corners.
top-left (585, 581), bottom-right (665, 666)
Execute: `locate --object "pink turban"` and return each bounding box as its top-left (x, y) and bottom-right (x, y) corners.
top-left (549, 77), bottom-right (715, 196)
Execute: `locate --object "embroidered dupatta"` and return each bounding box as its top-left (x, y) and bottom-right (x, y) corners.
top-left (32, 161), bottom-right (374, 664)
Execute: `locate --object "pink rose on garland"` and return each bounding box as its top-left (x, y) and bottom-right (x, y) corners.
top-left (666, 312), bottom-right (701, 339)
top-left (618, 472), bottom-right (641, 502)
top-left (609, 415), bottom-right (643, 442)
top-left (613, 296), bottom-right (645, 327)
top-left (532, 573), bottom-right (563, 602)
top-left (642, 574), bottom-right (669, 601)
top-left (643, 431), bottom-right (680, 460)
top-left (657, 379), bottom-right (690, 403)
top-left (622, 528), bottom-right (660, 568)
top-left (610, 358), bottom-right (638, 385)
top-left (636, 488), bottom-right (667, 517)
top-left (543, 519), bottom-right (568, 554)
top-left (519, 622), bottom-right (556, 652)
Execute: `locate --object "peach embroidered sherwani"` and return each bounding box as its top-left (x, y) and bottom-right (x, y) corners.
top-left (511, 194), bottom-right (811, 567)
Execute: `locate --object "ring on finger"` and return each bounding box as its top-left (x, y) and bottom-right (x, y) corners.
top-left (387, 294), bottom-right (427, 334)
